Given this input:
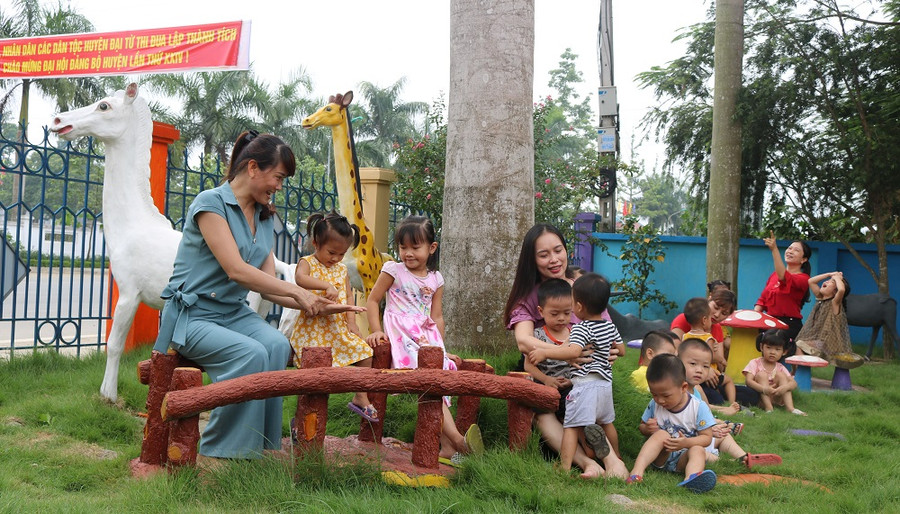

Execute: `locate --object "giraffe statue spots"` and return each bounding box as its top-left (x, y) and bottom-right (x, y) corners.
top-left (301, 91), bottom-right (392, 297)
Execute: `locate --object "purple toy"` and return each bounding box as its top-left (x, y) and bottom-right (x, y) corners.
top-left (790, 429), bottom-right (846, 441)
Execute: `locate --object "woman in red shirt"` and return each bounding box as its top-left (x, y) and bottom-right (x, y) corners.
top-left (754, 232), bottom-right (811, 355)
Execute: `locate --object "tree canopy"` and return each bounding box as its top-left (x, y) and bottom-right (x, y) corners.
top-left (639, 0), bottom-right (900, 295)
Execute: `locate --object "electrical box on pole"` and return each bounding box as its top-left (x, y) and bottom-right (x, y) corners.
top-left (597, 87), bottom-right (618, 116)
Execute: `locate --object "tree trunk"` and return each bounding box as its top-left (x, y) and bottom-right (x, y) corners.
top-left (443, 0), bottom-right (535, 353)
top-left (706, 0), bottom-right (744, 293)
top-left (874, 205), bottom-right (894, 359)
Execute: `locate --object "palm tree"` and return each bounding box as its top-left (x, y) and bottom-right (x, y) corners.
top-left (256, 68), bottom-right (329, 164)
top-left (0, 0), bottom-right (111, 130)
top-left (354, 78), bottom-right (427, 167)
top-left (150, 70), bottom-right (268, 163)
top-left (0, 0), bottom-right (116, 222)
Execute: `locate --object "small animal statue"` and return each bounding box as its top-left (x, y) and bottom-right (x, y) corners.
top-left (300, 91), bottom-right (392, 297)
top-left (50, 83), bottom-right (180, 402)
top-left (607, 305), bottom-right (669, 343)
top-left (845, 293), bottom-right (900, 359)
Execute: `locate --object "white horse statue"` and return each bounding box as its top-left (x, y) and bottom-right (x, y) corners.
top-left (49, 83), bottom-right (284, 402)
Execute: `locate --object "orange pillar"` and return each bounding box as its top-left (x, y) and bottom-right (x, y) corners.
top-left (105, 122), bottom-right (181, 351)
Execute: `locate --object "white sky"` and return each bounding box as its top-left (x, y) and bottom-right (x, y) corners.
top-left (21, 0), bottom-right (711, 169)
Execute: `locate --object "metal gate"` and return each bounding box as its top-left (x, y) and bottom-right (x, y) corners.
top-left (0, 122), bottom-right (421, 356)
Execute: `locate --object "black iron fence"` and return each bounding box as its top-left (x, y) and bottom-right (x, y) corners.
top-left (0, 122), bottom-right (419, 355)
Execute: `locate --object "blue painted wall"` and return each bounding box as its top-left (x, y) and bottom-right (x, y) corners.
top-left (590, 234), bottom-right (900, 346)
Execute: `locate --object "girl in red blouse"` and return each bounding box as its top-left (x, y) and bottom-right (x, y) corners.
top-left (754, 231), bottom-right (811, 355)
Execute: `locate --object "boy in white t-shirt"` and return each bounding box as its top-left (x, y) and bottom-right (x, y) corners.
top-left (627, 354), bottom-right (717, 493)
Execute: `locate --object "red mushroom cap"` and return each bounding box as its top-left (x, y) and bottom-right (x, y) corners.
top-left (720, 309), bottom-right (789, 330)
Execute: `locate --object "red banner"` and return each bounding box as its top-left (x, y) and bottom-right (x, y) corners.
top-left (0, 21), bottom-right (249, 79)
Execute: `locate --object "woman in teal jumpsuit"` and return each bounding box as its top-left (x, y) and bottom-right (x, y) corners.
top-left (153, 131), bottom-right (362, 461)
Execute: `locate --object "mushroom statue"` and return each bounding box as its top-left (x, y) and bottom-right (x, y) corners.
top-left (720, 310), bottom-right (788, 384)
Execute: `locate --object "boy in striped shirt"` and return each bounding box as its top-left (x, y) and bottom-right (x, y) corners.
top-left (528, 272), bottom-right (625, 474)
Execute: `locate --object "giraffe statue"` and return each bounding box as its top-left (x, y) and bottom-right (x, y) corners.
top-left (300, 91), bottom-right (392, 297)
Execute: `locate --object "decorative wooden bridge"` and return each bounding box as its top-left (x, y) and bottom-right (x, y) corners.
top-left (131, 344), bottom-right (558, 477)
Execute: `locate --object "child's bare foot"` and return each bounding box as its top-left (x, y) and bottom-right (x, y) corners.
top-left (579, 461), bottom-right (602, 479)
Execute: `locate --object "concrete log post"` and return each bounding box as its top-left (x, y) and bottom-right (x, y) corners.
top-left (165, 367), bottom-right (203, 468)
top-left (139, 350), bottom-right (180, 465)
top-left (506, 372), bottom-right (534, 451)
top-left (294, 347), bottom-right (333, 454)
top-left (358, 343), bottom-right (391, 443)
top-left (411, 346), bottom-right (444, 469)
top-left (455, 358), bottom-right (486, 434)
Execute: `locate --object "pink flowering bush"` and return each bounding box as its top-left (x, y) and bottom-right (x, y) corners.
top-left (395, 97), bottom-right (622, 240)
top-left (394, 99), bottom-right (447, 229)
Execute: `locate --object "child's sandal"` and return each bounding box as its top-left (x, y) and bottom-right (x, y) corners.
top-left (741, 453), bottom-right (782, 469)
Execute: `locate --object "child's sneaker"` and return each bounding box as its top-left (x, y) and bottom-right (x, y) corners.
top-left (677, 470), bottom-right (717, 493)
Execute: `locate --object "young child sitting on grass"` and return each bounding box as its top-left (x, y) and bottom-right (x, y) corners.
top-left (528, 273), bottom-right (624, 472)
top-left (743, 329), bottom-right (805, 415)
top-left (681, 297), bottom-right (737, 407)
top-left (678, 339), bottom-right (783, 469)
top-left (630, 330), bottom-right (677, 393)
top-left (628, 354), bottom-right (717, 493)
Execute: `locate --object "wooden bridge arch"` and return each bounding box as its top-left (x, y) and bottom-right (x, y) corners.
top-left (132, 345), bottom-right (558, 474)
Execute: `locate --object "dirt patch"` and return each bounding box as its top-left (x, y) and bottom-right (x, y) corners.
top-left (21, 430), bottom-right (117, 460)
top-left (4, 416), bottom-right (25, 427)
top-left (605, 494), bottom-right (700, 513)
top-left (27, 431), bottom-right (54, 445)
top-left (62, 442), bottom-right (118, 461)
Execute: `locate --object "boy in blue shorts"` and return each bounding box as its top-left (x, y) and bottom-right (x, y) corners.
top-left (628, 354), bottom-right (717, 493)
top-left (528, 273), bottom-right (624, 472)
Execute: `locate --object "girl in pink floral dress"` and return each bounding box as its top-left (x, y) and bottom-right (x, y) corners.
top-left (366, 216), bottom-right (482, 460)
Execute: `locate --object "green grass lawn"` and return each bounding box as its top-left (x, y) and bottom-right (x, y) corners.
top-left (1, 345), bottom-right (898, 513)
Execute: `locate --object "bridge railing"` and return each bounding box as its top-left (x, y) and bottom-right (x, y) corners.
top-left (133, 345), bottom-right (556, 472)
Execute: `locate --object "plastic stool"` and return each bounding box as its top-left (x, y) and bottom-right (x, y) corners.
top-left (831, 367), bottom-right (852, 391)
top-left (785, 355), bottom-right (828, 393)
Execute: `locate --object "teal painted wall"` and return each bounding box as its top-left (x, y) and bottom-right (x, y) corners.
top-left (590, 234), bottom-right (900, 346)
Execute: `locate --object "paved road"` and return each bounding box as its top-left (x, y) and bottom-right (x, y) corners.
top-left (0, 267), bottom-right (110, 354)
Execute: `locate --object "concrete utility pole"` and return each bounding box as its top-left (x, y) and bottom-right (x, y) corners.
top-left (596, 0), bottom-right (618, 232)
top-left (442, 0), bottom-right (535, 353)
top-left (706, 0), bottom-right (744, 291)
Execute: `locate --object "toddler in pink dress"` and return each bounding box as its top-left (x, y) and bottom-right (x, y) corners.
top-left (366, 216), bottom-right (481, 462)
